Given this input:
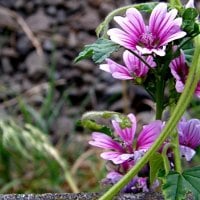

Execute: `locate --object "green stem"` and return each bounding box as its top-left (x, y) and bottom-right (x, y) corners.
top-left (168, 84), bottom-right (182, 174)
top-left (169, 0), bottom-right (182, 7)
top-left (155, 76), bottom-right (165, 120)
top-left (162, 143), bottom-right (174, 174)
top-left (172, 132), bottom-right (182, 173)
top-left (99, 33), bottom-right (200, 200)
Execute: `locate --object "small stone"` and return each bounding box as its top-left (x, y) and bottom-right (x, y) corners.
top-left (44, 0), bottom-right (63, 6)
top-left (14, 0), bottom-right (25, 9)
top-left (0, 0), bottom-right (15, 8)
top-left (78, 9), bottom-right (100, 30)
top-left (99, 3), bottom-right (115, 17)
top-left (105, 83), bottom-right (122, 95)
top-left (52, 117), bottom-right (74, 135)
top-left (25, 1), bottom-right (35, 14)
top-left (1, 58), bottom-right (13, 74)
top-left (43, 39), bottom-right (54, 52)
top-left (67, 32), bottom-right (78, 49)
top-left (74, 60), bottom-right (94, 72)
top-left (46, 5), bottom-right (57, 16)
top-left (110, 99), bottom-right (124, 112)
top-left (57, 9), bottom-right (66, 24)
top-left (16, 35), bottom-right (33, 56)
top-left (83, 74), bottom-right (95, 84)
top-left (25, 51), bottom-right (46, 79)
top-left (88, 0), bottom-right (102, 8)
top-left (26, 9), bottom-right (53, 32)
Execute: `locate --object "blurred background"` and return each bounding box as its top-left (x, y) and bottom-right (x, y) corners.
top-left (0, 0), bottom-right (199, 194)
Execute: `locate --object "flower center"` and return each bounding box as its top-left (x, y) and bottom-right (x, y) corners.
top-left (139, 32), bottom-right (155, 48)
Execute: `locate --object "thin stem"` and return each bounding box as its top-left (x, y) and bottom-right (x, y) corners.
top-left (130, 50), bottom-right (153, 69)
top-left (172, 132), bottom-right (182, 173)
top-left (155, 76), bottom-right (165, 120)
top-left (178, 33), bottom-right (200, 53)
top-left (169, 82), bottom-right (182, 174)
top-left (169, 0), bottom-right (182, 7)
top-left (99, 33), bottom-right (200, 200)
top-left (162, 143), bottom-right (175, 174)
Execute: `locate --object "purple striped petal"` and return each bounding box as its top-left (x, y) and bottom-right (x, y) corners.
top-left (137, 120), bottom-right (163, 150)
top-left (112, 113), bottom-right (137, 146)
top-left (89, 132), bottom-right (124, 151)
top-left (99, 58), bottom-right (133, 80)
top-left (178, 119), bottom-right (200, 149)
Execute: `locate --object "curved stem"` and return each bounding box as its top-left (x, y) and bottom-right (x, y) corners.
top-left (162, 143), bottom-right (175, 174)
top-left (99, 33), bottom-right (200, 200)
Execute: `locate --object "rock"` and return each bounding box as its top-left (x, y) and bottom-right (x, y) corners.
top-left (110, 99), bottom-right (125, 112)
top-left (44, 0), bottom-right (63, 6)
top-left (56, 9), bottom-right (66, 24)
top-left (1, 58), bottom-right (13, 74)
top-left (83, 73), bottom-right (95, 84)
top-left (0, 192), bottom-right (166, 200)
top-left (64, 1), bottom-right (82, 12)
top-left (77, 32), bottom-right (96, 46)
top-left (0, 13), bottom-right (18, 30)
top-left (26, 9), bottom-right (53, 32)
top-left (67, 32), bottom-right (78, 49)
top-left (14, 0), bottom-right (25, 9)
top-left (25, 51), bottom-right (46, 79)
top-left (24, 1), bottom-right (35, 14)
top-left (0, 0), bottom-right (15, 8)
top-left (78, 8), bottom-right (100, 30)
top-left (16, 35), bottom-right (33, 56)
top-left (45, 5), bottom-right (57, 16)
top-left (88, 0), bottom-right (102, 8)
top-left (74, 60), bottom-right (94, 72)
top-left (52, 116), bottom-right (74, 135)
top-left (43, 39), bottom-right (54, 52)
top-left (99, 2), bottom-right (115, 17)
top-left (105, 83), bottom-right (122, 95)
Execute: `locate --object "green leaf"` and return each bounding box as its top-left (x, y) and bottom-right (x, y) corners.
top-left (182, 8), bottom-right (198, 21)
top-left (81, 119), bottom-right (112, 136)
top-left (149, 152), bottom-right (164, 185)
top-left (134, 2), bottom-right (157, 13)
top-left (74, 38), bottom-right (120, 63)
top-left (182, 8), bottom-right (199, 35)
top-left (161, 166), bottom-right (200, 200)
top-left (182, 41), bottom-right (194, 64)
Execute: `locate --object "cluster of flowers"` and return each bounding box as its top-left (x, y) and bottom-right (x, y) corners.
top-left (99, 3), bottom-right (200, 97)
top-left (89, 114), bottom-right (200, 192)
top-left (88, 1), bottom-right (200, 192)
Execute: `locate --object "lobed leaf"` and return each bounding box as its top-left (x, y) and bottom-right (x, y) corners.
top-left (74, 38), bottom-right (120, 63)
top-left (161, 166), bottom-right (200, 200)
top-left (149, 152), bottom-right (164, 185)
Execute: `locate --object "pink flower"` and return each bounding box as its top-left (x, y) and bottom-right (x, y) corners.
top-left (170, 50), bottom-right (200, 97)
top-left (89, 113), bottom-right (163, 165)
top-left (178, 118), bottom-right (200, 161)
top-left (107, 3), bottom-right (186, 56)
top-left (99, 50), bottom-right (155, 80)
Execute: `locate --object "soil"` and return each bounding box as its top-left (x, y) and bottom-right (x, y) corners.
top-left (0, 0), bottom-right (160, 138)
